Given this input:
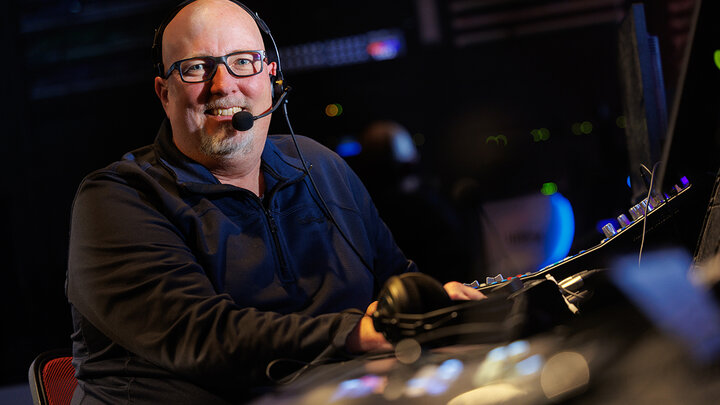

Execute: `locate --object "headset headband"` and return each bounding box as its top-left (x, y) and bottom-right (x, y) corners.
top-left (151, 0), bottom-right (276, 78)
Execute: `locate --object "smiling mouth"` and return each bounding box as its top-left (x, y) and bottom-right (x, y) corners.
top-left (205, 106), bottom-right (243, 116)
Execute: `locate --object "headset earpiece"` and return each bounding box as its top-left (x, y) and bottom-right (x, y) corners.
top-left (378, 273), bottom-right (451, 314)
top-left (270, 75), bottom-right (284, 101)
top-left (373, 273), bottom-right (452, 343)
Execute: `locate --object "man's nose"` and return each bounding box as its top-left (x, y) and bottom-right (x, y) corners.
top-left (209, 64), bottom-right (237, 95)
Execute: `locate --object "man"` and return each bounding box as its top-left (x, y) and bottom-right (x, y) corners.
top-left (66, 0), bottom-right (483, 403)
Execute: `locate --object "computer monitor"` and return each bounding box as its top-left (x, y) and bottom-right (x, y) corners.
top-left (656, 0), bottom-right (720, 194)
top-left (617, 3), bottom-right (668, 203)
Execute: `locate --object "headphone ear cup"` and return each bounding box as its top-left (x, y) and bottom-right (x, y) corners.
top-left (373, 273), bottom-right (452, 342)
top-left (376, 273), bottom-right (451, 318)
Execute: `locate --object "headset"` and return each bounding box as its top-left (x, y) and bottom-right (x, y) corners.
top-left (150, 0), bottom-right (378, 290)
top-left (151, 0), bottom-right (285, 101)
top-left (371, 272), bottom-right (576, 347)
top-left (371, 272), bottom-right (512, 345)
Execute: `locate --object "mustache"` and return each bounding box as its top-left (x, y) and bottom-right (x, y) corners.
top-left (204, 99), bottom-right (246, 110)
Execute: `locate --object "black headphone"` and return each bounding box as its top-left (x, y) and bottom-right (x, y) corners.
top-left (372, 272), bottom-right (530, 346)
top-left (151, 0), bottom-right (286, 101)
top-left (372, 273), bottom-right (452, 343)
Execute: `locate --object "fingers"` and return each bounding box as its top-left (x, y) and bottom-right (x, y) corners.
top-left (346, 301), bottom-right (392, 353)
top-left (365, 300), bottom-right (379, 316)
top-left (443, 281), bottom-right (487, 301)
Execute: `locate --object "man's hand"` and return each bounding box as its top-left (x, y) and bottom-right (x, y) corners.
top-left (443, 281), bottom-right (487, 300)
top-left (345, 301), bottom-right (393, 353)
top-left (345, 280), bottom-right (485, 353)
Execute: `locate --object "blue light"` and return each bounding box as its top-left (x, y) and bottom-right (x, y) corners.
top-left (540, 193), bottom-right (575, 269)
top-left (515, 354), bottom-right (543, 376)
top-left (595, 218), bottom-right (617, 234)
top-left (336, 141), bottom-right (362, 157)
top-left (437, 359), bottom-right (464, 380)
top-left (611, 249), bottom-right (720, 362)
top-left (506, 340), bottom-right (530, 357)
top-left (367, 38), bottom-right (402, 60)
top-left (486, 346), bottom-right (508, 362)
top-left (627, 175), bottom-right (631, 188)
top-left (331, 374), bottom-right (383, 401)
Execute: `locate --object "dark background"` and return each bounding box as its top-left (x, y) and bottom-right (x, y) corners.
top-left (1, 0), bottom-right (703, 387)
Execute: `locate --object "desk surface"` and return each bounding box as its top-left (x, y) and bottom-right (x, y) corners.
top-left (251, 293), bottom-right (720, 405)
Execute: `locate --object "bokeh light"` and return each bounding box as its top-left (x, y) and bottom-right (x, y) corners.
top-left (531, 128), bottom-right (549, 142)
top-left (616, 115), bottom-right (626, 128)
top-left (571, 122), bottom-right (582, 135)
top-left (580, 121), bottom-right (593, 134)
top-left (325, 103), bottom-right (343, 117)
top-left (486, 134), bottom-right (508, 146)
top-left (541, 182), bottom-right (558, 195)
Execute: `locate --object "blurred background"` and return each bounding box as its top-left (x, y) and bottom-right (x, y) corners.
top-left (1, 0), bottom-right (712, 397)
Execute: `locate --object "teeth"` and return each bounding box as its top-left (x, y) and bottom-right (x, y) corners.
top-left (208, 107), bottom-right (243, 116)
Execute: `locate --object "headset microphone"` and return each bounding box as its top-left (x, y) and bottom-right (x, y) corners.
top-left (231, 86), bottom-right (291, 131)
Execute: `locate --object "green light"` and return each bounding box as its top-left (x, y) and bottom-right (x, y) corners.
top-left (530, 128), bottom-right (549, 142)
top-left (580, 121), bottom-right (593, 134)
top-left (616, 115), bottom-right (626, 128)
top-left (540, 128), bottom-right (550, 141)
top-left (541, 182), bottom-right (558, 196)
top-left (571, 123), bottom-right (582, 135)
top-left (485, 135), bottom-right (507, 146)
top-left (714, 50), bottom-right (720, 71)
top-left (531, 129), bottom-right (541, 142)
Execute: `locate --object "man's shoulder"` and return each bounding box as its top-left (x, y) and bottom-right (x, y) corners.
top-left (81, 143), bottom-right (160, 184)
top-left (267, 134), bottom-right (347, 168)
top-left (268, 134), bottom-right (332, 155)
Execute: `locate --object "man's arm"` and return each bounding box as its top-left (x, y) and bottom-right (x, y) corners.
top-left (67, 171), bottom-right (363, 390)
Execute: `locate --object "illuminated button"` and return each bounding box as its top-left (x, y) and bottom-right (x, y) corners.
top-left (602, 223), bottom-right (617, 238)
top-left (648, 195), bottom-right (663, 209)
top-left (629, 202), bottom-right (646, 220)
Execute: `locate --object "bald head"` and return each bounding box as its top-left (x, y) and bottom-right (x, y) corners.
top-left (160, 0), bottom-right (265, 75)
top-left (153, 0), bottom-right (278, 176)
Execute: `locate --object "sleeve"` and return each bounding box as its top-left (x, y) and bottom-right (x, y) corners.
top-left (66, 169), bottom-right (363, 392)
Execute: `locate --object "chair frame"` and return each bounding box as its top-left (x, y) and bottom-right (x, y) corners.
top-left (28, 349), bottom-right (76, 405)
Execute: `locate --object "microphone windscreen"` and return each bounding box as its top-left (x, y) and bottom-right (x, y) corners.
top-left (232, 111), bottom-right (255, 131)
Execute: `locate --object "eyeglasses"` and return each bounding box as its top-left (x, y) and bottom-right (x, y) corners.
top-left (164, 50), bottom-right (266, 83)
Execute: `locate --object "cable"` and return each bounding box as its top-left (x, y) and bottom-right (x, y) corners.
top-left (281, 102), bottom-right (378, 290)
top-left (255, 1), bottom-right (381, 291)
top-left (638, 161), bottom-right (662, 268)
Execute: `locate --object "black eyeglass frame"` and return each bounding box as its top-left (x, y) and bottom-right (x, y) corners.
top-left (163, 50), bottom-right (267, 83)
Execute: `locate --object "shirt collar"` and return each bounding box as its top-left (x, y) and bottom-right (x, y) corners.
top-left (153, 119), bottom-right (307, 191)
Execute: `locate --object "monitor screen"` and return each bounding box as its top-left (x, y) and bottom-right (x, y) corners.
top-left (657, 0), bottom-right (720, 193)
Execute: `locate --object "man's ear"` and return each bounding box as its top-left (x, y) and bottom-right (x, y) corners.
top-left (154, 76), bottom-right (169, 113)
top-left (267, 61), bottom-right (278, 77)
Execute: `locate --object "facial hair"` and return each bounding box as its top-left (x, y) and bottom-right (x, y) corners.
top-left (199, 121), bottom-right (254, 159)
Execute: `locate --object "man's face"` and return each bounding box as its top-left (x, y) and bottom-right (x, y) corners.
top-left (154, 0), bottom-right (277, 165)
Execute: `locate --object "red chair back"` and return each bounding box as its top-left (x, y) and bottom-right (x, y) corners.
top-left (28, 350), bottom-right (77, 405)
